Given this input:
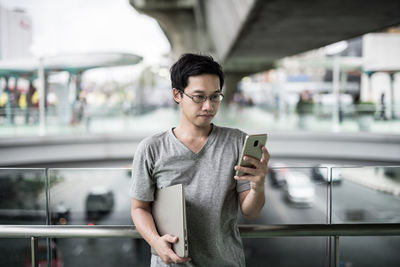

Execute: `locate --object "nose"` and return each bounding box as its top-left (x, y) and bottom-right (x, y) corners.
top-left (201, 98), bottom-right (214, 111)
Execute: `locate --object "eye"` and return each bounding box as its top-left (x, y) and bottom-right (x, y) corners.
top-left (210, 94), bottom-right (223, 102)
top-left (193, 95), bottom-right (206, 102)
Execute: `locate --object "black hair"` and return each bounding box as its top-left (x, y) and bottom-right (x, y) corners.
top-left (170, 53), bottom-right (224, 92)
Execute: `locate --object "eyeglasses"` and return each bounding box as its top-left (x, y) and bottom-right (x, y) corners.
top-left (179, 90), bottom-right (224, 103)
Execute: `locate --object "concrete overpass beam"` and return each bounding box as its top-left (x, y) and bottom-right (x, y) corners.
top-left (130, 0), bottom-right (213, 59)
top-left (204, 0), bottom-right (257, 61)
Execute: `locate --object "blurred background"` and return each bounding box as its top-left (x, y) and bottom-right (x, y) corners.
top-left (0, 0), bottom-right (399, 139)
top-left (0, 0), bottom-right (399, 266)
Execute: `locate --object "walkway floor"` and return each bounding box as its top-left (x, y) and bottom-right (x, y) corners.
top-left (1, 106), bottom-right (400, 138)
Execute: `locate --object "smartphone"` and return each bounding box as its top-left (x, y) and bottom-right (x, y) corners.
top-left (236, 134), bottom-right (268, 177)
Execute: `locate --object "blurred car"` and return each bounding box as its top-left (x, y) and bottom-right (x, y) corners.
top-left (51, 203), bottom-right (70, 225)
top-left (268, 162), bottom-right (289, 187)
top-left (283, 171), bottom-right (315, 207)
top-left (85, 187), bottom-right (114, 218)
top-left (384, 167), bottom-right (400, 181)
top-left (24, 240), bottom-right (63, 267)
top-left (311, 164), bottom-right (342, 184)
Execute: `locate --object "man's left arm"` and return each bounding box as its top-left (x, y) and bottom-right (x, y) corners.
top-left (234, 145), bottom-right (270, 220)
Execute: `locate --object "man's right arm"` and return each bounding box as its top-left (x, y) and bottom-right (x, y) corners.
top-left (130, 198), bottom-right (191, 264)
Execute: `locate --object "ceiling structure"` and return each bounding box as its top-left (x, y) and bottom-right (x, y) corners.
top-left (130, 0), bottom-right (400, 73)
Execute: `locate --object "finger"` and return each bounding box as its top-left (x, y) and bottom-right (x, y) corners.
top-left (260, 146), bottom-right (270, 163)
top-left (235, 165), bottom-right (257, 176)
top-left (169, 252), bottom-right (191, 264)
top-left (170, 254), bottom-right (181, 264)
top-left (234, 174), bottom-right (257, 182)
top-left (165, 248), bottom-right (182, 263)
top-left (163, 234), bottom-right (178, 244)
top-left (242, 155), bottom-right (261, 168)
top-left (174, 256), bottom-right (192, 263)
top-left (160, 248), bottom-right (176, 264)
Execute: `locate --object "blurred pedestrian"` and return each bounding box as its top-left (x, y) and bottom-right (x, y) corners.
top-left (380, 93), bottom-right (387, 120)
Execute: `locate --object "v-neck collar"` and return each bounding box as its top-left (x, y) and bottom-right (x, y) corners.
top-left (169, 124), bottom-right (218, 158)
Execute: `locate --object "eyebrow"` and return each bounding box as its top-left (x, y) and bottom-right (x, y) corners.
top-left (191, 89), bottom-right (221, 94)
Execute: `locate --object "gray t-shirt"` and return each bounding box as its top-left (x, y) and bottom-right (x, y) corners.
top-left (129, 125), bottom-right (250, 266)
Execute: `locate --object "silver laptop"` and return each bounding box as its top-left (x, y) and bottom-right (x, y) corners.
top-left (151, 184), bottom-right (188, 257)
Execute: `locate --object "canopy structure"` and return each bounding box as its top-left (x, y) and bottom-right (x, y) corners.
top-left (0, 52), bottom-right (143, 77)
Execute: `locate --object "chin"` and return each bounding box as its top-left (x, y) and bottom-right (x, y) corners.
top-left (195, 119), bottom-right (213, 128)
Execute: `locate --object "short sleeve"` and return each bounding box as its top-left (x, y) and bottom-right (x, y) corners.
top-left (236, 180), bottom-right (251, 193)
top-left (129, 139), bottom-right (156, 201)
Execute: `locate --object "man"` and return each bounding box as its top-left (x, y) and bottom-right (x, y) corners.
top-left (130, 53), bottom-right (269, 266)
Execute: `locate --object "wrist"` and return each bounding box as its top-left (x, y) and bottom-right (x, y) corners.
top-left (250, 183), bottom-right (265, 193)
top-left (149, 233), bottom-right (162, 247)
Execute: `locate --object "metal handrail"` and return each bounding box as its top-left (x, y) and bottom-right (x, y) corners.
top-left (1, 223), bottom-right (399, 267)
top-left (239, 223), bottom-right (400, 237)
top-left (1, 223), bottom-right (400, 238)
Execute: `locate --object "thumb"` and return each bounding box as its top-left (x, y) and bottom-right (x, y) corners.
top-left (163, 234), bottom-right (178, 243)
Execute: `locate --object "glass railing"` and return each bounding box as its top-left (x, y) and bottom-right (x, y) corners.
top-left (239, 166), bottom-right (329, 267)
top-left (330, 166), bottom-right (400, 267)
top-left (47, 168), bottom-right (148, 266)
top-left (0, 166), bottom-right (399, 267)
top-left (0, 169), bottom-right (47, 267)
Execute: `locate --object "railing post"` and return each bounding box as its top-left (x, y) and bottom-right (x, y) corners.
top-left (334, 235), bottom-right (340, 267)
top-left (31, 236), bottom-right (38, 267)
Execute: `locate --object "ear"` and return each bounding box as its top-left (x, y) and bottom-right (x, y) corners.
top-left (172, 88), bottom-right (182, 103)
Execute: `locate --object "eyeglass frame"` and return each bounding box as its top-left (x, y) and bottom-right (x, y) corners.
top-left (178, 90), bottom-right (224, 103)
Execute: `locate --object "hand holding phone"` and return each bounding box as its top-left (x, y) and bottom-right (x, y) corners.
top-left (236, 134), bottom-right (268, 177)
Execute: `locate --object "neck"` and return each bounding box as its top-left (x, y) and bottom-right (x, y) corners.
top-left (174, 123), bottom-right (213, 140)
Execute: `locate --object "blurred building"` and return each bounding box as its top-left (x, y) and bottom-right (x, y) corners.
top-left (0, 6), bottom-right (32, 60)
top-left (361, 32), bottom-right (400, 119)
top-left (240, 30), bottom-right (400, 120)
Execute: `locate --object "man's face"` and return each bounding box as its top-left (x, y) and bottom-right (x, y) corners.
top-left (173, 74), bottom-right (221, 128)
